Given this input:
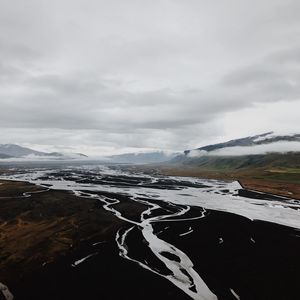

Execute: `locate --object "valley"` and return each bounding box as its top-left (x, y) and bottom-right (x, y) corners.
top-left (0, 164), bottom-right (299, 300)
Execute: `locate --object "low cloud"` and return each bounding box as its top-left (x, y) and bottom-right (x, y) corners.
top-left (187, 150), bottom-right (208, 158)
top-left (191, 141), bottom-right (300, 157)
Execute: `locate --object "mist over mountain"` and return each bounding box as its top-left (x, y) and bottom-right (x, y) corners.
top-left (171, 132), bottom-right (300, 171)
top-left (184, 132), bottom-right (300, 156)
top-left (107, 151), bottom-right (178, 164)
top-left (0, 144), bottom-right (88, 161)
top-left (1, 132), bottom-right (299, 165)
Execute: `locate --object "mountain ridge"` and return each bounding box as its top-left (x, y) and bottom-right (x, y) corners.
top-left (184, 132), bottom-right (300, 155)
top-left (107, 151), bottom-right (178, 164)
top-left (167, 132), bottom-right (300, 178)
top-left (0, 144), bottom-right (88, 160)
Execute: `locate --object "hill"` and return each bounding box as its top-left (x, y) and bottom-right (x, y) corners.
top-left (158, 133), bottom-right (300, 198)
top-left (107, 151), bottom-right (178, 164)
top-left (0, 144), bottom-right (88, 160)
top-left (183, 132), bottom-right (300, 155)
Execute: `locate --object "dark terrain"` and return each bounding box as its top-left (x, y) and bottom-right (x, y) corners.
top-left (0, 165), bottom-right (299, 300)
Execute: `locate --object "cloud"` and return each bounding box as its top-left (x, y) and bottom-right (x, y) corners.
top-left (0, 0), bottom-right (299, 154)
top-left (187, 150), bottom-right (208, 158)
top-left (194, 141), bottom-right (300, 156)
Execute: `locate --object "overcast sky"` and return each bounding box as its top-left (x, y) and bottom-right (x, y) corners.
top-left (0, 0), bottom-right (299, 156)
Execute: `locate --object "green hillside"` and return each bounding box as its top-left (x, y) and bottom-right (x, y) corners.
top-left (170, 152), bottom-right (300, 183)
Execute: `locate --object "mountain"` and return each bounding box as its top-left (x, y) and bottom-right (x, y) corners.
top-left (108, 151), bottom-right (178, 164)
top-left (170, 132), bottom-right (300, 173)
top-left (173, 152), bottom-right (300, 170)
top-left (0, 144), bottom-right (88, 160)
top-left (0, 144), bottom-right (45, 157)
top-left (0, 153), bottom-right (13, 159)
top-left (183, 132), bottom-right (300, 155)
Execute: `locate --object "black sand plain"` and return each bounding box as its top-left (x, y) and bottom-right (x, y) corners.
top-left (0, 165), bottom-right (299, 300)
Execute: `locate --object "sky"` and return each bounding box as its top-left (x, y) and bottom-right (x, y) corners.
top-left (0, 0), bottom-right (299, 156)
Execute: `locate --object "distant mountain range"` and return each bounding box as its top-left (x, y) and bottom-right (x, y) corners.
top-left (0, 144), bottom-right (88, 160)
top-left (107, 151), bottom-right (178, 164)
top-left (1, 132), bottom-right (299, 166)
top-left (101, 132), bottom-right (300, 165)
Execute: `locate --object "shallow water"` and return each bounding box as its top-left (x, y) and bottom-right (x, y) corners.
top-left (1, 164), bottom-right (300, 300)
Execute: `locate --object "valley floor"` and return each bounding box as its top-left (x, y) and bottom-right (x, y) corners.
top-left (0, 166), bottom-right (299, 300)
top-left (132, 164), bottom-right (300, 200)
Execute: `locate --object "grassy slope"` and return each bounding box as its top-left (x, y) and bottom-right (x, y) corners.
top-left (143, 153), bottom-right (300, 199)
top-left (172, 153), bottom-right (299, 180)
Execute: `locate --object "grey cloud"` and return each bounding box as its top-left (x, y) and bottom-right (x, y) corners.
top-left (0, 41), bottom-right (40, 63)
top-left (0, 0), bottom-right (299, 154)
top-left (221, 46), bottom-right (300, 105)
top-left (0, 61), bottom-right (298, 133)
top-left (269, 47), bottom-right (300, 64)
top-left (0, 61), bottom-right (22, 82)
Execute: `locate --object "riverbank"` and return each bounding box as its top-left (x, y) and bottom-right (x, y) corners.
top-left (0, 169), bottom-right (299, 300)
top-left (127, 164), bottom-right (300, 200)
